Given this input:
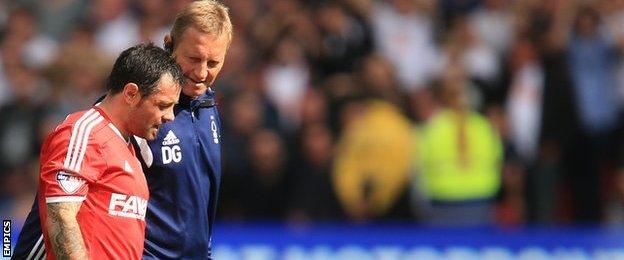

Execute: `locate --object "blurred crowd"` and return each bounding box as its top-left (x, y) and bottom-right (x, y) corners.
top-left (3, 0), bottom-right (624, 228)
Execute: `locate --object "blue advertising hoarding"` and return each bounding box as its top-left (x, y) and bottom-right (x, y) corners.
top-left (212, 223), bottom-right (624, 260)
top-left (5, 222), bottom-right (624, 259)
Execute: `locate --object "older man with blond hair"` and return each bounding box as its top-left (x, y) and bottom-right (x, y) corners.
top-left (140, 1), bottom-right (233, 258)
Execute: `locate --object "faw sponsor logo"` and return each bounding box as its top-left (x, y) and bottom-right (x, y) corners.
top-left (108, 193), bottom-right (148, 220)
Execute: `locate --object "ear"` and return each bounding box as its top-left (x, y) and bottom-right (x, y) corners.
top-left (164, 34), bottom-right (173, 53)
top-left (122, 83), bottom-right (141, 105)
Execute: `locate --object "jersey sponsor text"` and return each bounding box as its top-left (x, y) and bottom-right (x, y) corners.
top-left (108, 193), bottom-right (148, 220)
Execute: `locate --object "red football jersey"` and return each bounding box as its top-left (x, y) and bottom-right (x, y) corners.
top-left (38, 106), bottom-right (148, 260)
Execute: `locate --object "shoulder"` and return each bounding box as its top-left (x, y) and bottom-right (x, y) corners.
top-left (46, 108), bottom-right (112, 152)
top-left (420, 110), bottom-right (454, 138)
top-left (467, 111), bottom-right (496, 131)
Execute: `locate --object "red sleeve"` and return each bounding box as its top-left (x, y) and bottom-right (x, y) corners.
top-left (40, 125), bottom-right (106, 203)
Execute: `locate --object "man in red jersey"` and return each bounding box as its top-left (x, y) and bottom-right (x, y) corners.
top-left (37, 43), bottom-right (183, 260)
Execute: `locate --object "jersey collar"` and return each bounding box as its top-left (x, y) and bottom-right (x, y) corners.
top-left (93, 105), bottom-right (128, 143)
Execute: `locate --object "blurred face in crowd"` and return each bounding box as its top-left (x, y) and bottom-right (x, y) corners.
top-left (361, 55), bottom-right (394, 91)
top-left (229, 91), bottom-right (263, 136)
top-left (249, 129), bottom-right (284, 178)
top-left (7, 9), bottom-right (36, 39)
top-left (317, 3), bottom-right (347, 34)
top-left (391, 0), bottom-right (417, 13)
top-left (91, 0), bottom-right (128, 23)
top-left (510, 39), bottom-right (537, 72)
top-left (168, 26), bottom-right (229, 99)
top-left (127, 73), bottom-right (180, 140)
top-left (301, 124), bottom-right (333, 167)
top-left (576, 9), bottom-right (600, 37)
top-left (485, 0), bottom-right (506, 9)
top-left (300, 88), bottom-right (327, 126)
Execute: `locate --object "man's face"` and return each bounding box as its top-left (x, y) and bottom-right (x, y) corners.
top-left (129, 74), bottom-right (180, 140)
top-left (172, 26), bottom-right (229, 98)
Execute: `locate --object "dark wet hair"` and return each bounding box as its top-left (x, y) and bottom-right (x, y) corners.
top-left (105, 43), bottom-right (185, 97)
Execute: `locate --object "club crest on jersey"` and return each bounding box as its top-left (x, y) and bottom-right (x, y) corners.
top-left (210, 116), bottom-right (219, 144)
top-left (108, 193), bottom-right (148, 220)
top-left (56, 171), bottom-right (86, 194)
top-left (161, 130), bottom-right (182, 164)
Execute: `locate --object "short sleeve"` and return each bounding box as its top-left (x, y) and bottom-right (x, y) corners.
top-left (40, 125), bottom-right (106, 203)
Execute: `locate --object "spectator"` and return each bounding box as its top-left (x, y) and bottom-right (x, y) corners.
top-left (313, 1), bottom-right (373, 79)
top-left (34, 0), bottom-right (88, 41)
top-left (91, 0), bottom-right (139, 59)
top-left (372, 0), bottom-right (438, 91)
top-left (288, 123), bottom-right (341, 222)
top-left (3, 8), bottom-right (58, 69)
top-left (241, 128), bottom-right (290, 220)
top-left (412, 64), bottom-right (503, 225)
top-left (0, 65), bottom-right (49, 171)
top-left (333, 97), bottom-right (413, 222)
top-left (469, 0), bottom-right (515, 56)
top-left (263, 36), bottom-right (310, 130)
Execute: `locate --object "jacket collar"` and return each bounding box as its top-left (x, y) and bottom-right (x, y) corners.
top-left (177, 88), bottom-right (216, 111)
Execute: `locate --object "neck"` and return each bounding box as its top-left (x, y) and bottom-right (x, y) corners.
top-left (98, 96), bottom-right (131, 141)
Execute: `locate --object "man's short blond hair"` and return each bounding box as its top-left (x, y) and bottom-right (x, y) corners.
top-left (169, 0), bottom-right (233, 50)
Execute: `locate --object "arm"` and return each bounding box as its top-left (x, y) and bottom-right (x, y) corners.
top-left (46, 202), bottom-right (88, 260)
